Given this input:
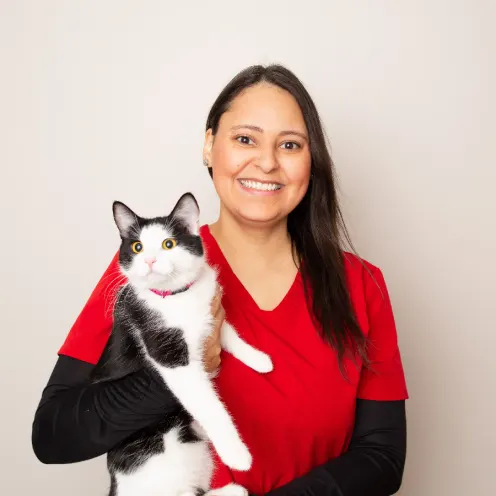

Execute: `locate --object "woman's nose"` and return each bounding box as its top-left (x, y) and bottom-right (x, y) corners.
top-left (256, 148), bottom-right (279, 173)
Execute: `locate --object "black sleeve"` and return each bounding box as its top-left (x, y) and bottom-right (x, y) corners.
top-left (31, 354), bottom-right (181, 464)
top-left (264, 399), bottom-right (406, 496)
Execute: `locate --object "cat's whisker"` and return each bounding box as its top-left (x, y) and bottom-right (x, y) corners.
top-left (103, 281), bottom-right (126, 310)
top-left (101, 272), bottom-right (127, 296)
top-left (101, 271), bottom-right (126, 293)
top-left (102, 273), bottom-right (128, 316)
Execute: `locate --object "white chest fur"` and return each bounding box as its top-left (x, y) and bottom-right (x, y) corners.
top-left (137, 264), bottom-right (217, 361)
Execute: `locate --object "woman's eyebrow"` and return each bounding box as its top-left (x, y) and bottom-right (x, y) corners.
top-left (231, 124), bottom-right (264, 133)
top-left (231, 124), bottom-right (308, 141)
top-left (279, 130), bottom-right (308, 142)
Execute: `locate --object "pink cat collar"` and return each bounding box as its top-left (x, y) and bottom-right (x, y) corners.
top-left (150, 282), bottom-right (194, 298)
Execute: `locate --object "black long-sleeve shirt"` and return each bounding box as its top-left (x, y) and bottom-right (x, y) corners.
top-left (32, 355), bottom-right (406, 495)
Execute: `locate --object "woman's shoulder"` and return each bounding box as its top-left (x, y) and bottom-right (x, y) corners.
top-left (199, 224), bottom-right (210, 242)
top-left (342, 251), bottom-right (391, 322)
top-left (343, 250), bottom-right (384, 285)
top-left (199, 224), bottom-right (223, 267)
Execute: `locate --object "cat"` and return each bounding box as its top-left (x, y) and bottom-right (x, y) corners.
top-left (91, 192), bottom-right (273, 496)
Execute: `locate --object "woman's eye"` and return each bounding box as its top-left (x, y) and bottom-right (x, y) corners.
top-left (280, 141), bottom-right (300, 150)
top-left (236, 135), bottom-right (254, 145)
top-left (162, 238), bottom-right (177, 250)
top-left (131, 241), bottom-right (143, 254)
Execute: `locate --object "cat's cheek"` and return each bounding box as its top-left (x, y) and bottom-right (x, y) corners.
top-left (155, 260), bottom-right (174, 276)
top-left (130, 263), bottom-right (149, 279)
top-left (173, 253), bottom-right (199, 273)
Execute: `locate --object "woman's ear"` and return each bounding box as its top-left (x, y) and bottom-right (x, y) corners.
top-left (203, 129), bottom-right (214, 168)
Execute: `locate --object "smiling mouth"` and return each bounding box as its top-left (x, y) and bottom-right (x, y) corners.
top-left (238, 179), bottom-right (283, 191)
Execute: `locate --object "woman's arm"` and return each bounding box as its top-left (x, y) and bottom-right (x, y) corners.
top-left (32, 254), bottom-right (183, 464)
top-left (32, 254), bottom-right (225, 465)
top-left (264, 399), bottom-right (406, 496)
top-left (32, 354), bottom-right (181, 464)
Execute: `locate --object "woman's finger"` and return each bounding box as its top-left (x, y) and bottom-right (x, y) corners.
top-left (203, 285), bottom-right (224, 374)
top-left (211, 285), bottom-right (223, 314)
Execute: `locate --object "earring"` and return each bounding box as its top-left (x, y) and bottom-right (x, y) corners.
top-left (203, 159), bottom-right (209, 167)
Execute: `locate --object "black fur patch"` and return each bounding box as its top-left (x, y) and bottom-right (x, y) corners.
top-left (142, 326), bottom-right (189, 368)
top-left (107, 411), bottom-right (193, 475)
top-left (108, 476), bottom-right (117, 496)
top-left (91, 315), bottom-right (141, 382)
top-left (109, 286), bottom-right (190, 369)
top-left (178, 422), bottom-right (203, 444)
top-left (108, 421), bottom-right (165, 474)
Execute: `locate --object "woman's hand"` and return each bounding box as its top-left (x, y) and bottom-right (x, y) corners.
top-left (203, 286), bottom-right (224, 374)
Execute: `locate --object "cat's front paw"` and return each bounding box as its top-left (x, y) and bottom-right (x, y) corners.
top-left (215, 438), bottom-right (252, 472)
top-left (247, 350), bottom-right (273, 374)
top-left (205, 483), bottom-right (249, 496)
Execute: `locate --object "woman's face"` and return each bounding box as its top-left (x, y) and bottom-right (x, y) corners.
top-left (204, 83), bottom-right (312, 226)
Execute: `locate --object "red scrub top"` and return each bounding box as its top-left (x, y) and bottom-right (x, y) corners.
top-left (59, 225), bottom-right (408, 494)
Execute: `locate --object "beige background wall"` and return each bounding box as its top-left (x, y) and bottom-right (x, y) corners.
top-left (1, 1), bottom-right (494, 494)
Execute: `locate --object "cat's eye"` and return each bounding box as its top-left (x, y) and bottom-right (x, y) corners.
top-left (162, 238), bottom-right (177, 250)
top-left (131, 241), bottom-right (143, 254)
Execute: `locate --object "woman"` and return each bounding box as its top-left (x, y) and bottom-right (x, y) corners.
top-left (32, 64), bottom-right (408, 496)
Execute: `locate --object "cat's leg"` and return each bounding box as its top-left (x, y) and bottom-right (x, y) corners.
top-left (139, 325), bottom-right (251, 470)
top-left (160, 361), bottom-right (252, 471)
top-left (220, 322), bottom-right (273, 373)
top-left (205, 483), bottom-right (249, 496)
top-left (140, 322), bottom-right (251, 473)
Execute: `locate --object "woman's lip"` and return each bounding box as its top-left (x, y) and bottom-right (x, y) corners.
top-left (237, 179), bottom-right (284, 195)
top-left (237, 178), bottom-right (284, 185)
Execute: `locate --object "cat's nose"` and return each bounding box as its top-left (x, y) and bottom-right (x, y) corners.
top-left (145, 257), bottom-right (156, 269)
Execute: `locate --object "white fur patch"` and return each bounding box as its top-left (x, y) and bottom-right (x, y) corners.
top-left (115, 427), bottom-right (213, 496)
top-left (205, 483), bottom-right (249, 496)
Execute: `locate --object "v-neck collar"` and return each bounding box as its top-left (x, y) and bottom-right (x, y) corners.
top-left (200, 224), bottom-right (301, 314)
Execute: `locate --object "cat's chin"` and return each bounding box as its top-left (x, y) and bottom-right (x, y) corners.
top-left (129, 272), bottom-right (193, 292)
top-left (131, 275), bottom-right (174, 290)
top-left (126, 261), bottom-right (205, 292)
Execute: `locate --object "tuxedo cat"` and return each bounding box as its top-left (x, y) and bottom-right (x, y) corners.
top-left (92, 193), bottom-right (273, 496)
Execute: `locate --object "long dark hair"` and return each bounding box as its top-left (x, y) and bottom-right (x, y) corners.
top-left (205, 64), bottom-right (367, 367)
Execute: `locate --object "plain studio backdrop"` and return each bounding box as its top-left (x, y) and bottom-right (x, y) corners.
top-left (1, 1), bottom-right (494, 495)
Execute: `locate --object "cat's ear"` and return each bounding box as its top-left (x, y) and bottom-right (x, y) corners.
top-left (113, 201), bottom-right (139, 238)
top-left (170, 193), bottom-right (200, 235)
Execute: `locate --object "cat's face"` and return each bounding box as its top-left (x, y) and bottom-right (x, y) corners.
top-left (113, 193), bottom-right (204, 290)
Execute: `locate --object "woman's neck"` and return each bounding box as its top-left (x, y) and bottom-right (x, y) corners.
top-left (209, 212), bottom-right (294, 270)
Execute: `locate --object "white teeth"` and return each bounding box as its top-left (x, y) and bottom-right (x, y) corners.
top-left (240, 180), bottom-right (282, 191)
